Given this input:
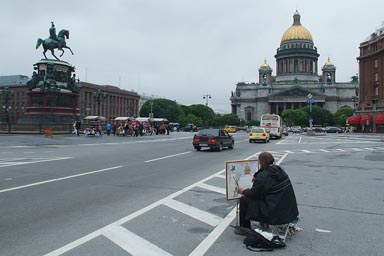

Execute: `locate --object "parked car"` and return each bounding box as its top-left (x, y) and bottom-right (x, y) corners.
top-left (313, 126), bottom-right (326, 133)
top-left (249, 127), bottom-right (270, 143)
top-left (181, 124), bottom-right (198, 132)
top-left (192, 128), bottom-right (234, 151)
top-left (223, 126), bottom-right (237, 133)
top-left (325, 126), bottom-right (342, 133)
top-left (282, 126), bottom-right (289, 136)
top-left (291, 126), bottom-right (303, 133)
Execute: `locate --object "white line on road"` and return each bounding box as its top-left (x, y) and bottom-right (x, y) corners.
top-left (104, 226), bottom-right (173, 256)
top-left (197, 183), bottom-right (226, 195)
top-left (163, 199), bottom-right (223, 226)
top-left (0, 166), bottom-right (123, 194)
top-left (43, 152), bottom-right (288, 256)
top-left (298, 137), bottom-right (302, 143)
top-left (0, 157), bottom-right (72, 168)
top-left (145, 151), bottom-right (191, 163)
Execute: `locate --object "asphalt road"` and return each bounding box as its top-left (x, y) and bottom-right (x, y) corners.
top-left (0, 132), bottom-right (383, 256)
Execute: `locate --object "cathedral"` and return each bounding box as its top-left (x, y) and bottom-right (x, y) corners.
top-left (230, 10), bottom-right (357, 123)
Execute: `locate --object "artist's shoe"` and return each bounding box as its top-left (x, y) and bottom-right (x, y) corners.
top-left (233, 226), bottom-right (252, 236)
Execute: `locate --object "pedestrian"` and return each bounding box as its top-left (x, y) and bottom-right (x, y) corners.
top-left (75, 120), bottom-right (81, 136)
top-left (233, 151), bottom-right (299, 236)
top-left (106, 122), bottom-right (112, 136)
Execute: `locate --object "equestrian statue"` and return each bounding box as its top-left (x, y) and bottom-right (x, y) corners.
top-left (36, 22), bottom-right (74, 60)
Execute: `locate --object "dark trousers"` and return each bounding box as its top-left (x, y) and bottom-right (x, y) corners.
top-left (239, 196), bottom-right (251, 228)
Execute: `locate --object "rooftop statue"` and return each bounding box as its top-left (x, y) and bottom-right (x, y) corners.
top-left (36, 22), bottom-right (74, 60)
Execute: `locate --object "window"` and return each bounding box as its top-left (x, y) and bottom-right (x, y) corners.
top-left (374, 59), bottom-right (378, 68)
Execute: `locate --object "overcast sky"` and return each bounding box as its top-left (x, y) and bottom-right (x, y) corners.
top-left (1, 0), bottom-right (383, 113)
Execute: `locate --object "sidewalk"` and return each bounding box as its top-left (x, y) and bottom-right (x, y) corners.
top-left (0, 131), bottom-right (193, 147)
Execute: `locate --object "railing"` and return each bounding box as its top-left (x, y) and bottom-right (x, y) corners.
top-left (0, 123), bottom-right (73, 134)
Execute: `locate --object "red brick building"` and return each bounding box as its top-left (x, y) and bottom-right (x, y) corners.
top-left (0, 78), bottom-right (140, 128)
top-left (353, 23), bottom-right (384, 132)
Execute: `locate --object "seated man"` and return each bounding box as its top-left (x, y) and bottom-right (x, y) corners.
top-left (235, 151), bottom-right (299, 235)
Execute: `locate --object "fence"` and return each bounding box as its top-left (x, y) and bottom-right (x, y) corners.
top-left (0, 123), bottom-right (73, 135)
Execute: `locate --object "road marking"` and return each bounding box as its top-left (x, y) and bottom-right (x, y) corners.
top-left (315, 228), bottom-right (332, 233)
top-left (190, 207), bottom-right (237, 256)
top-left (0, 157), bottom-right (72, 168)
top-left (0, 166), bottom-right (122, 194)
top-left (298, 137), bottom-right (302, 143)
top-left (301, 150), bottom-right (311, 153)
top-left (320, 149), bottom-right (330, 152)
top-left (197, 183), bottom-right (226, 195)
top-left (145, 151), bottom-right (191, 163)
top-left (104, 226), bottom-right (173, 256)
top-left (163, 199), bottom-right (223, 226)
top-left (43, 152), bottom-right (287, 256)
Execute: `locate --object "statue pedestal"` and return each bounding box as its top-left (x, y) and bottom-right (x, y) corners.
top-left (19, 59), bottom-right (80, 125)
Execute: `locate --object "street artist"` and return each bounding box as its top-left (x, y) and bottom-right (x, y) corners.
top-left (234, 151), bottom-right (299, 236)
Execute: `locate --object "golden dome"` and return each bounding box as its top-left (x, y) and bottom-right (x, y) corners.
top-left (244, 163), bottom-right (251, 175)
top-left (281, 10), bottom-right (313, 42)
top-left (261, 59), bottom-right (270, 67)
top-left (325, 57), bottom-right (333, 65)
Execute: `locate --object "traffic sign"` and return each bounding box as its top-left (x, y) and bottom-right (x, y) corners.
top-left (306, 98), bottom-right (314, 104)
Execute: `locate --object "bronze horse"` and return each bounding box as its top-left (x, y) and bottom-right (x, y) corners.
top-left (36, 29), bottom-right (74, 60)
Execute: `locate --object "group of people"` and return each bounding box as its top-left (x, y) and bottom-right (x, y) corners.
top-left (73, 120), bottom-right (176, 137)
top-left (233, 152), bottom-right (299, 238)
top-left (108, 121), bottom-right (174, 137)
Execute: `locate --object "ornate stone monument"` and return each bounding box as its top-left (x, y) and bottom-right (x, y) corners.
top-left (20, 22), bottom-right (80, 125)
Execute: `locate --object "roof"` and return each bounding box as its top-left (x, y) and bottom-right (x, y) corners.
top-left (281, 10), bottom-right (313, 43)
top-left (83, 116), bottom-right (106, 121)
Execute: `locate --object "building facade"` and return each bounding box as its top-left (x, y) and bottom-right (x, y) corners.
top-left (230, 11), bottom-right (357, 125)
top-left (0, 78), bottom-right (140, 126)
top-left (353, 23), bottom-right (384, 132)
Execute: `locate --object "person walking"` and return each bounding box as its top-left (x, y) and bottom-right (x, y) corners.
top-left (106, 122), bottom-right (112, 136)
top-left (75, 120), bottom-right (81, 136)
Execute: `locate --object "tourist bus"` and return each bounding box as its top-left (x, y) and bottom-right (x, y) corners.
top-left (260, 114), bottom-right (283, 139)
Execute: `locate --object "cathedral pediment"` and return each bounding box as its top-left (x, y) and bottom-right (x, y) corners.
top-left (270, 86), bottom-right (322, 97)
top-left (268, 86), bottom-right (326, 102)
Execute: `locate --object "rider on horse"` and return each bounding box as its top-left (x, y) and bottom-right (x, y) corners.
top-left (49, 22), bottom-right (63, 50)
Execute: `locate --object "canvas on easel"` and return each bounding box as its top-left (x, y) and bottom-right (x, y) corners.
top-left (225, 159), bottom-right (258, 200)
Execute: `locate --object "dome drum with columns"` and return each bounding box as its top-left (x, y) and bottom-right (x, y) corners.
top-left (230, 10), bottom-right (357, 125)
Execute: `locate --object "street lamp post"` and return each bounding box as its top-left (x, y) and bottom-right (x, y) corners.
top-left (149, 101), bottom-right (153, 118)
top-left (93, 89), bottom-right (107, 116)
top-left (352, 96), bottom-right (358, 114)
top-left (203, 94), bottom-right (211, 128)
top-left (306, 93), bottom-right (314, 128)
top-left (203, 94), bottom-right (211, 106)
top-left (0, 86), bottom-right (15, 134)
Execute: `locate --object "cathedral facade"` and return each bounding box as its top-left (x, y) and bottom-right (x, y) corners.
top-left (230, 11), bottom-right (357, 124)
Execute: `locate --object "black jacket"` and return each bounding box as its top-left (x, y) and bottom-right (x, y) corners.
top-left (243, 164), bottom-right (299, 225)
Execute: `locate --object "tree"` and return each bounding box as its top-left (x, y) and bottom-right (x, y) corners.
top-left (334, 106), bottom-right (353, 126)
top-left (211, 113), bottom-right (240, 127)
top-left (140, 99), bottom-right (184, 121)
top-left (301, 105), bottom-right (334, 127)
top-left (188, 104), bottom-right (215, 126)
top-left (281, 109), bottom-right (307, 126)
top-left (177, 113), bottom-right (203, 127)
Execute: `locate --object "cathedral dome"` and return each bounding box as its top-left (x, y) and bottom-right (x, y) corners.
top-left (281, 10), bottom-right (313, 42)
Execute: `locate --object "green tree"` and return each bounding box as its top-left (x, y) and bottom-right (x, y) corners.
top-left (140, 99), bottom-right (184, 121)
top-left (301, 105), bottom-right (334, 127)
top-left (188, 104), bottom-right (215, 126)
top-left (210, 113), bottom-right (240, 127)
top-left (176, 113), bottom-right (203, 127)
top-left (334, 106), bottom-right (353, 126)
top-left (281, 109), bottom-right (308, 126)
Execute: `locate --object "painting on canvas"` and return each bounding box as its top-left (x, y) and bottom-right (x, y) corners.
top-left (225, 159), bottom-right (258, 200)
